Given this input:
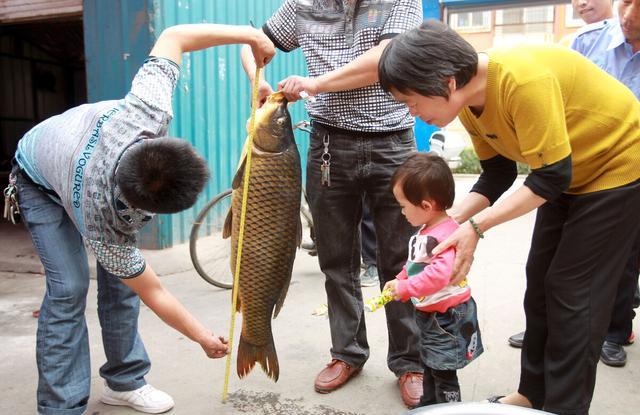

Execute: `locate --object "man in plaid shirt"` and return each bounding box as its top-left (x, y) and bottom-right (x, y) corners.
top-left (241, 0), bottom-right (424, 407)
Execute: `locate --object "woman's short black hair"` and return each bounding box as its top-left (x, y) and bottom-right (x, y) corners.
top-left (115, 137), bottom-right (210, 214)
top-left (390, 152), bottom-right (455, 210)
top-left (379, 19), bottom-right (478, 99)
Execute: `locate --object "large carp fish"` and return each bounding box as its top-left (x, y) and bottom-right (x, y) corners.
top-left (222, 91), bottom-right (301, 382)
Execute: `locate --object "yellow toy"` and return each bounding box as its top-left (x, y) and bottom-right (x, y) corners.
top-left (364, 289), bottom-right (394, 312)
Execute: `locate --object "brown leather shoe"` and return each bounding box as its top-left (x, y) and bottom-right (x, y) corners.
top-left (398, 372), bottom-right (423, 408)
top-left (314, 359), bottom-right (361, 393)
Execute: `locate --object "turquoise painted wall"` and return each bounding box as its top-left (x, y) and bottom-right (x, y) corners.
top-left (84, 0), bottom-right (309, 248)
top-left (151, 0), bottom-right (309, 247)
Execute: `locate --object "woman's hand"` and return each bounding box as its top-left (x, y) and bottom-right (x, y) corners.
top-left (431, 221), bottom-right (480, 285)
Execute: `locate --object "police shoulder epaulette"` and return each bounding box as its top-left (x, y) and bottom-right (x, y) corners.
top-left (574, 19), bottom-right (610, 37)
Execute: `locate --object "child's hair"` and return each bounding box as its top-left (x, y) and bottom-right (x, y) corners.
top-left (390, 152), bottom-right (455, 210)
top-left (115, 137), bottom-right (210, 214)
top-left (378, 19), bottom-right (478, 99)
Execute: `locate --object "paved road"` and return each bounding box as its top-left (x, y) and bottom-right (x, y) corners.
top-left (1, 177), bottom-right (638, 414)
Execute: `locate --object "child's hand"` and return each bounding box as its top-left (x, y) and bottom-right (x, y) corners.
top-left (199, 331), bottom-right (229, 359)
top-left (383, 279), bottom-right (402, 301)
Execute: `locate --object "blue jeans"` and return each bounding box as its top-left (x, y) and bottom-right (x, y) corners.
top-left (415, 299), bottom-right (483, 371)
top-left (306, 122), bottom-right (422, 375)
top-left (15, 171), bottom-right (150, 415)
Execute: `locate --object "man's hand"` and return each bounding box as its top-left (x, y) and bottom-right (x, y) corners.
top-left (249, 29), bottom-right (275, 68)
top-left (199, 331), bottom-right (229, 359)
top-left (255, 80), bottom-right (274, 108)
top-left (277, 76), bottom-right (320, 102)
top-left (431, 221), bottom-right (480, 285)
top-left (383, 279), bottom-right (401, 301)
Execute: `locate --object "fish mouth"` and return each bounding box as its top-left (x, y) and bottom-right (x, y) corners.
top-left (267, 91), bottom-right (288, 106)
top-left (254, 92), bottom-right (288, 128)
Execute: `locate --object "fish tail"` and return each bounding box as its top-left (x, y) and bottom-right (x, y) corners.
top-left (237, 335), bottom-right (280, 382)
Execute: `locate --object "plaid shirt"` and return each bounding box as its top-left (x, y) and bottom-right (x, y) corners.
top-left (264, 0), bottom-right (422, 132)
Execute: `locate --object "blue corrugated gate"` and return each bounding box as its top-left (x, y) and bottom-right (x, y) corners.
top-left (84, 0), bottom-right (308, 248)
top-left (83, 0), bottom-right (448, 248)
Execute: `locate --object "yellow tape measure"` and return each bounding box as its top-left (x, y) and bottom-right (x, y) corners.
top-left (222, 68), bottom-right (261, 403)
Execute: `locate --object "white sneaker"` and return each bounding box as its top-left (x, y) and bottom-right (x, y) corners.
top-left (101, 382), bottom-right (175, 414)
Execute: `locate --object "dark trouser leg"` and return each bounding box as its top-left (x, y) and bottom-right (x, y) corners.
top-left (367, 129), bottom-right (422, 375)
top-left (307, 125), bottom-right (369, 367)
top-left (360, 194), bottom-right (377, 267)
top-left (416, 367), bottom-right (436, 407)
top-left (606, 232), bottom-right (640, 344)
top-left (432, 369), bottom-right (460, 403)
top-left (519, 180), bottom-right (640, 415)
top-left (519, 200), bottom-right (566, 409)
top-left (97, 263), bottom-right (151, 391)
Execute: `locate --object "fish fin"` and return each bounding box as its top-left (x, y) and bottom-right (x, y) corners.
top-left (222, 207), bottom-right (233, 239)
top-left (231, 157), bottom-right (247, 190)
top-left (235, 290), bottom-right (242, 312)
top-left (237, 335), bottom-right (279, 382)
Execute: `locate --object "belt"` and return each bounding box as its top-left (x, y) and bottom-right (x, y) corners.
top-left (311, 121), bottom-right (411, 138)
top-left (11, 158), bottom-right (60, 198)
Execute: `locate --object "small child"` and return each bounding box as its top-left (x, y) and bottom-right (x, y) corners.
top-left (384, 152), bottom-right (483, 407)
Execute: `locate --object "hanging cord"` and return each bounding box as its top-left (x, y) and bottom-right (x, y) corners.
top-left (222, 67), bottom-right (261, 403)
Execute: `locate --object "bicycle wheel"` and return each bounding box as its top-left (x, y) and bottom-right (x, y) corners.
top-left (190, 189), bottom-right (234, 289)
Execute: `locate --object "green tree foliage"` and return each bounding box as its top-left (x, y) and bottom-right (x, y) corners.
top-left (452, 148), bottom-right (531, 175)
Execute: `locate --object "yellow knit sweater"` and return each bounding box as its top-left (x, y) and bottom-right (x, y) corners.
top-left (460, 44), bottom-right (640, 194)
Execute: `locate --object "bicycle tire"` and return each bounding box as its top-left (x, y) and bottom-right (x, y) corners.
top-left (189, 189), bottom-right (234, 289)
top-left (190, 188), bottom-right (315, 288)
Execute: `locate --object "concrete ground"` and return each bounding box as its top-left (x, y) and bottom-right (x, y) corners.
top-left (1, 177), bottom-right (638, 415)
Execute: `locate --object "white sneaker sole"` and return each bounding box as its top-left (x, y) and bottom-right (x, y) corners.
top-left (100, 396), bottom-right (174, 414)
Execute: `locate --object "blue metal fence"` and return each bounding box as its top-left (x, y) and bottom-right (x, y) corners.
top-left (84, 0), bottom-right (308, 248)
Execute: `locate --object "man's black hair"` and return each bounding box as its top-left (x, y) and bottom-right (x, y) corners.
top-left (390, 152), bottom-right (455, 210)
top-left (116, 137), bottom-right (210, 214)
top-left (379, 19), bottom-right (478, 99)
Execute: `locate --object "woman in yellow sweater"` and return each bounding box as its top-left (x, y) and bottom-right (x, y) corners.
top-left (378, 20), bottom-right (640, 415)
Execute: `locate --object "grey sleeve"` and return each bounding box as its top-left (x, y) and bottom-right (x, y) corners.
top-left (129, 57), bottom-right (180, 117)
top-left (86, 240), bottom-right (146, 279)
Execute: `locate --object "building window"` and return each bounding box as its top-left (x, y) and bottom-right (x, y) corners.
top-left (449, 11), bottom-right (492, 32)
top-left (495, 5), bottom-right (554, 25)
top-left (494, 5), bottom-right (555, 47)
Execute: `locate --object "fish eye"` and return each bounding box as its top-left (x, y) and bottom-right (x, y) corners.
top-left (276, 117), bottom-right (286, 126)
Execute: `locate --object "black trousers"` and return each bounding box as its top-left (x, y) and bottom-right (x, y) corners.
top-left (360, 194), bottom-right (377, 267)
top-left (416, 367), bottom-right (460, 407)
top-left (606, 232), bottom-right (640, 344)
top-left (306, 122), bottom-right (422, 375)
top-left (519, 179), bottom-right (640, 415)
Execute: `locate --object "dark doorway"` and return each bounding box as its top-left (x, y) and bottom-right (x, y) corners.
top-left (0, 18), bottom-right (86, 174)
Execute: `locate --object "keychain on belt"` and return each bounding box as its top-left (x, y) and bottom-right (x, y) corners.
top-left (320, 134), bottom-right (331, 187)
top-left (3, 176), bottom-right (21, 225)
